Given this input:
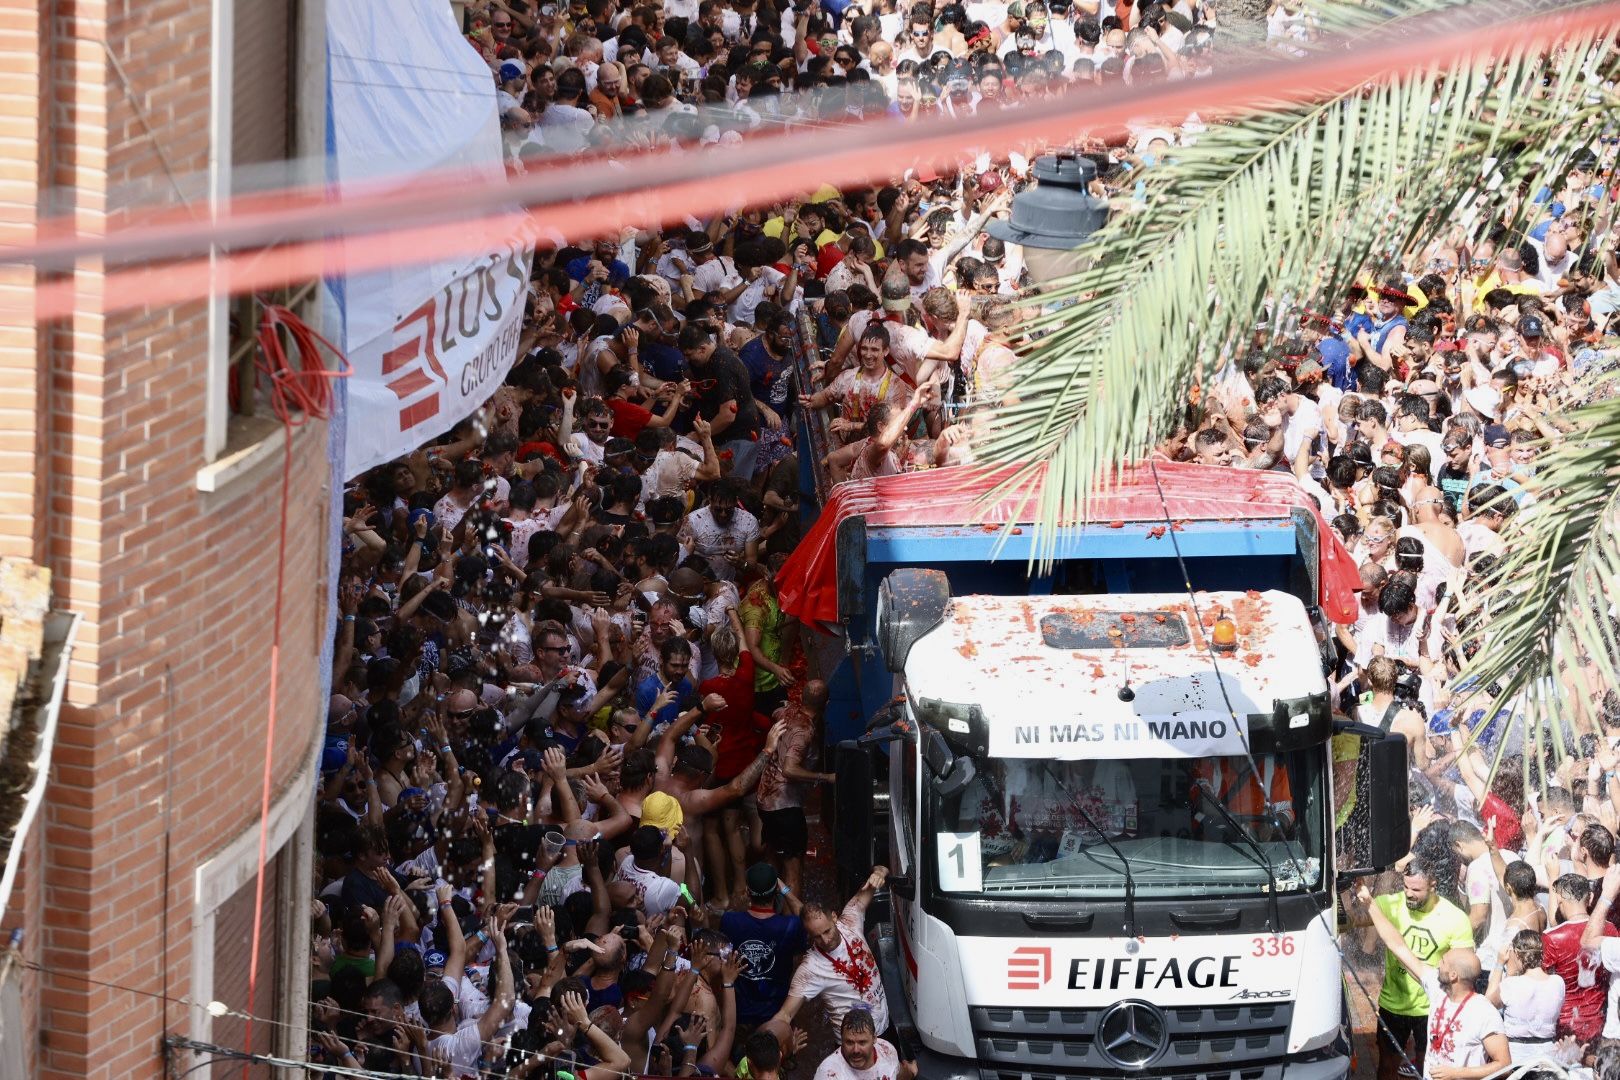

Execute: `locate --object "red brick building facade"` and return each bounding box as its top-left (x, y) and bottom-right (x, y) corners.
top-left (0, 1), bottom-right (331, 1076)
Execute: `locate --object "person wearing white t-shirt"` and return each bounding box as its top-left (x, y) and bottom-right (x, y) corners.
top-left (763, 866), bottom-right (893, 1046)
top-left (1486, 930), bottom-right (1564, 1065)
top-left (681, 487), bottom-right (761, 582)
top-left (689, 236), bottom-right (743, 295)
top-left (814, 1008), bottom-right (915, 1080)
top-left (731, 263), bottom-right (792, 327)
top-left (422, 885), bottom-right (515, 1080)
top-left (1452, 819), bottom-right (1517, 973)
top-left (616, 824), bottom-right (683, 915)
top-left (827, 285), bottom-right (974, 385)
top-left (1363, 883), bottom-right (1509, 1080)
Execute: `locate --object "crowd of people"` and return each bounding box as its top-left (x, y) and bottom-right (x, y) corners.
top-left (1196, 148), bottom-right (1617, 1079)
top-left (473, 0), bottom-right (1229, 163)
top-left (300, 0), bottom-right (1620, 1077)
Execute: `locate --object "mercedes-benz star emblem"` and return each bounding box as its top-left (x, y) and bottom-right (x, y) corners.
top-left (1095, 1000), bottom-right (1169, 1069)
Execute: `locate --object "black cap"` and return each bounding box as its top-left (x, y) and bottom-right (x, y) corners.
top-left (746, 862), bottom-right (778, 897)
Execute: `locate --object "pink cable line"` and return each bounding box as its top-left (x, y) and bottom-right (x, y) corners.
top-left (6, 0), bottom-right (1618, 321)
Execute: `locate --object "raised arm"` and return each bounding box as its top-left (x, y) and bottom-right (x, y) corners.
top-left (1585, 864), bottom-right (1620, 949)
top-left (578, 839), bottom-right (613, 935)
top-left (691, 417), bottom-right (722, 482)
top-left (703, 953), bottom-right (746, 1070)
top-left (655, 701), bottom-right (709, 779)
top-left (1359, 885), bottom-right (1433, 983)
top-left (542, 746), bottom-right (581, 824)
top-left (921, 299), bottom-right (972, 362)
top-left (681, 719), bottom-right (784, 816)
top-left (475, 919), bottom-right (516, 1042)
top-left (437, 881), bottom-right (466, 982)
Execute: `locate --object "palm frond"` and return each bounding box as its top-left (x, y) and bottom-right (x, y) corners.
top-left (973, 3), bottom-right (1620, 777)
top-left (1454, 380), bottom-right (1620, 756)
top-left (978, 30), bottom-right (1616, 563)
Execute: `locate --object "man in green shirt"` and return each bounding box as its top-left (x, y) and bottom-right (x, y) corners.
top-left (1351, 862), bottom-right (1477, 1080)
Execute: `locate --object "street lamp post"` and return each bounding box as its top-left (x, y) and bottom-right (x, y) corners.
top-left (986, 152), bottom-right (1110, 290)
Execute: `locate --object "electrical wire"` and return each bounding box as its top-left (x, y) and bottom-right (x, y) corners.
top-left (18, 955), bottom-right (653, 1080)
top-left (1144, 459), bottom-right (1421, 1076)
top-left (241, 301), bottom-right (350, 1079)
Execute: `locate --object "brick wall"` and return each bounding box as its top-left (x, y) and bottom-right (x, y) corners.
top-left (0, 0), bottom-right (44, 565)
top-left (0, 2), bottom-right (332, 1078)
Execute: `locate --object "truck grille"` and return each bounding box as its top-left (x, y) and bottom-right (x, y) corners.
top-left (970, 1002), bottom-right (1295, 1080)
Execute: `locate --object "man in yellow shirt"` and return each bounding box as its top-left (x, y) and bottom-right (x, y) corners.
top-left (763, 201), bottom-right (830, 246)
top-left (1348, 863), bottom-right (1477, 1080)
top-left (1470, 248), bottom-right (1543, 312)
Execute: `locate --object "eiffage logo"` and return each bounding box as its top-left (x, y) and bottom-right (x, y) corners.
top-left (1007, 946), bottom-right (1052, 990)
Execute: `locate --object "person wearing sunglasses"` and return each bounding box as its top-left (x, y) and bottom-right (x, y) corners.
top-left (896, 13), bottom-right (935, 64)
top-left (567, 397), bottom-right (618, 465)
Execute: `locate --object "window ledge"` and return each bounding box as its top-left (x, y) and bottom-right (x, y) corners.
top-left (195, 413), bottom-right (306, 494)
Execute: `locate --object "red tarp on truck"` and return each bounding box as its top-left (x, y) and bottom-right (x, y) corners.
top-left (776, 461), bottom-right (1362, 629)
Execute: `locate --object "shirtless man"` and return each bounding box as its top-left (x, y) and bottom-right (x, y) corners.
top-left (654, 699), bottom-right (785, 899)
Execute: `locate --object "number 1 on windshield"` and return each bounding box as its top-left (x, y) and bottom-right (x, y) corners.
top-left (937, 832), bottom-right (983, 892)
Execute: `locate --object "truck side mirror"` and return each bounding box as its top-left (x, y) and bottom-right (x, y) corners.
top-left (833, 740), bottom-right (876, 900)
top-left (875, 568), bottom-right (950, 673)
top-left (1336, 724), bottom-right (1412, 875)
top-left (923, 728), bottom-right (975, 798)
top-left (860, 700), bottom-right (914, 747)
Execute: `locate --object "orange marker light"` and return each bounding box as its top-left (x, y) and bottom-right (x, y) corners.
top-left (1212, 615), bottom-right (1238, 652)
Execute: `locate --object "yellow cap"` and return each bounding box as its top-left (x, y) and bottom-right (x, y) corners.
top-left (641, 791), bottom-right (684, 835)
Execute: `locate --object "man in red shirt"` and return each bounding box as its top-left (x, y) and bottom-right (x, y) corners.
top-left (603, 367), bottom-right (683, 440)
top-left (1542, 872), bottom-right (1619, 1044)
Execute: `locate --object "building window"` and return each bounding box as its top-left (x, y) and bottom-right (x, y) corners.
top-left (207, 0), bottom-right (311, 463)
top-left (207, 848), bottom-right (288, 1078)
top-left (189, 742), bottom-right (317, 1073)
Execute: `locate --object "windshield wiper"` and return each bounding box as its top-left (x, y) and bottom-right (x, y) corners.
top-left (1041, 763), bottom-right (1137, 939)
top-left (1193, 782), bottom-right (1281, 932)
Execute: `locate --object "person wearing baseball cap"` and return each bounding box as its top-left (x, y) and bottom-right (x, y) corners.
top-left (1463, 384), bottom-right (1501, 423)
top-left (720, 863), bottom-right (807, 1028)
top-left (496, 59), bottom-right (528, 112)
top-left (640, 790), bottom-right (684, 837)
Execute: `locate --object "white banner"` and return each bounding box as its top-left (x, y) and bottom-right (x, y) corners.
top-left (327, 0), bottom-right (532, 479)
top-left (342, 244), bottom-right (532, 479)
top-left (987, 712), bottom-right (1251, 759)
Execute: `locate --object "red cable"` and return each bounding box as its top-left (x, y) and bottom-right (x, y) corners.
top-left (239, 302), bottom-right (348, 1077)
top-left (18, 0), bottom-right (1620, 323)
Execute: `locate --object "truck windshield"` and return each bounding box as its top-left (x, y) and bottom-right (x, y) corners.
top-left (931, 750), bottom-right (1326, 898)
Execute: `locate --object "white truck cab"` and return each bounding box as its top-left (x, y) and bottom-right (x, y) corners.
top-left (837, 569), bottom-right (1411, 1080)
